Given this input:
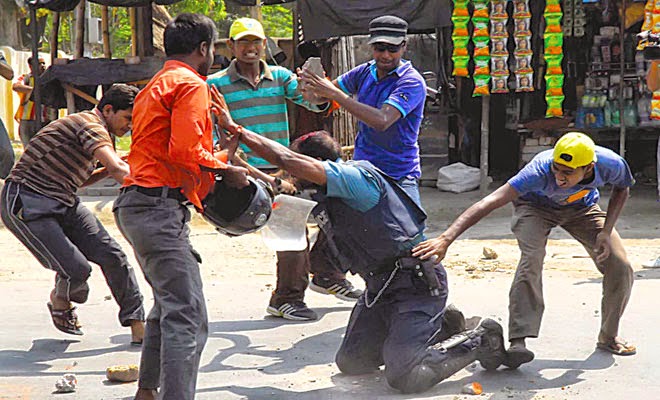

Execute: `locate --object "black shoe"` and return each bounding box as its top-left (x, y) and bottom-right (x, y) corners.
top-left (309, 277), bottom-right (363, 301)
top-left (503, 342), bottom-right (535, 369)
top-left (475, 318), bottom-right (507, 371)
top-left (430, 304), bottom-right (466, 344)
top-left (267, 301), bottom-right (318, 321)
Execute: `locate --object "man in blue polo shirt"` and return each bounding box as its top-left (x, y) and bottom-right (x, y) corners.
top-left (413, 132), bottom-right (637, 368)
top-left (299, 15), bottom-right (426, 205)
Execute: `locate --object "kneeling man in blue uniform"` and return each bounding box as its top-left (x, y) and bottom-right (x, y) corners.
top-left (217, 106), bottom-right (508, 392)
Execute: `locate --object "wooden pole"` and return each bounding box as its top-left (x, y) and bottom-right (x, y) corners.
top-left (479, 96), bottom-right (490, 195)
top-left (50, 12), bottom-right (60, 61)
top-left (101, 6), bottom-right (111, 58)
top-left (74, 0), bottom-right (85, 58)
top-left (249, 0), bottom-right (263, 22)
top-left (29, 6), bottom-right (42, 128)
top-left (619, 0), bottom-right (627, 157)
top-left (136, 5), bottom-right (154, 57)
top-left (129, 7), bottom-right (137, 57)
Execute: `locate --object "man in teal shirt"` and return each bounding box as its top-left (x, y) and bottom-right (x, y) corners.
top-left (208, 18), bottom-right (362, 321)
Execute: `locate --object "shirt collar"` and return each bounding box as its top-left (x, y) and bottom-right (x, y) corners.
top-left (227, 59), bottom-right (273, 84)
top-left (93, 108), bottom-right (109, 130)
top-left (164, 59), bottom-right (208, 82)
top-left (368, 59), bottom-right (410, 80)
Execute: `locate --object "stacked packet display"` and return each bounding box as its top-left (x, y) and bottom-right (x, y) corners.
top-left (452, 0), bottom-right (470, 77)
top-left (513, 0), bottom-right (533, 92)
top-left (490, 0), bottom-right (509, 93)
top-left (472, 0), bottom-right (491, 96)
top-left (639, 0), bottom-right (660, 119)
top-left (544, 0), bottom-right (564, 117)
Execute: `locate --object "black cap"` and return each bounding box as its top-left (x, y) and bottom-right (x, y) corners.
top-left (368, 15), bottom-right (408, 45)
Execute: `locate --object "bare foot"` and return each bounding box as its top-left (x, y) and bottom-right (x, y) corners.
top-left (596, 336), bottom-right (636, 355)
top-left (134, 388), bottom-right (157, 400)
top-left (50, 289), bottom-right (72, 310)
top-left (130, 320), bottom-right (145, 344)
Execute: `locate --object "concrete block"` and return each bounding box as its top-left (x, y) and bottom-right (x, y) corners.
top-left (539, 136), bottom-right (556, 146)
top-left (523, 145), bottom-right (553, 154)
top-left (525, 138), bottom-right (539, 146)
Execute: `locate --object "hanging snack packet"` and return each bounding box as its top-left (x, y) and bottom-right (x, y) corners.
top-left (453, 36), bottom-right (470, 57)
top-left (544, 33), bottom-right (563, 54)
top-left (546, 53), bottom-right (563, 75)
top-left (651, 91), bottom-right (660, 119)
top-left (453, 56), bottom-right (470, 77)
top-left (492, 77), bottom-right (509, 93)
top-left (515, 55), bottom-right (533, 73)
top-left (474, 36), bottom-right (491, 57)
top-left (492, 38), bottom-right (508, 55)
top-left (514, 19), bottom-right (531, 36)
top-left (473, 75), bottom-right (491, 96)
top-left (514, 37), bottom-right (532, 55)
top-left (546, 95), bottom-right (565, 117)
top-left (451, 15), bottom-right (470, 37)
top-left (491, 20), bottom-right (508, 38)
top-left (492, 56), bottom-right (509, 75)
top-left (492, 1), bottom-right (507, 18)
top-left (474, 57), bottom-right (491, 76)
top-left (516, 73), bottom-right (534, 92)
top-left (513, 0), bottom-right (532, 18)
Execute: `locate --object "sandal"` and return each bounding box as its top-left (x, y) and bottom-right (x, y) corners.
top-left (596, 338), bottom-right (636, 356)
top-left (47, 302), bottom-right (83, 336)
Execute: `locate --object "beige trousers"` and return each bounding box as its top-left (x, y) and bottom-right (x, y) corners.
top-left (508, 201), bottom-right (633, 342)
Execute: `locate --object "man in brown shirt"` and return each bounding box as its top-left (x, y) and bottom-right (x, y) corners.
top-left (0, 84), bottom-right (145, 343)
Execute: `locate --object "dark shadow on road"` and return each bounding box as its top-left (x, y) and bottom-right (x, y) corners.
top-left (0, 338), bottom-right (133, 377)
top-left (632, 268), bottom-right (660, 280)
top-left (200, 326), bottom-right (344, 375)
top-left (576, 268), bottom-right (660, 286)
top-left (201, 306), bottom-right (351, 375)
top-left (196, 351), bottom-right (614, 399)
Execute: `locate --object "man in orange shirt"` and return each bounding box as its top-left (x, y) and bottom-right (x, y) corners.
top-left (113, 13), bottom-right (248, 400)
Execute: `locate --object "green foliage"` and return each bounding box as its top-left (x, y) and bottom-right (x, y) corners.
top-left (166, 0), bottom-right (226, 21)
top-left (261, 5), bottom-right (293, 38)
top-left (40, 0), bottom-right (291, 58)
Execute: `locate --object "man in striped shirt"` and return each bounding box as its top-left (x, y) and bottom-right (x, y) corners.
top-left (208, 18), bottom-right (362, 321)
top-left (0, 84), bottom-right (145, 343)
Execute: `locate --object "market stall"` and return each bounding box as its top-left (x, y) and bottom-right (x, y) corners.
top-left (448, 0), bottom-right (659, 186)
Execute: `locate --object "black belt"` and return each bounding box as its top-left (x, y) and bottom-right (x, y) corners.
top-left (121, 185), bottom-right (187, 202)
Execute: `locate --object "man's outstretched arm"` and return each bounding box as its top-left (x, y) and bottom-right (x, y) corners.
top-left (238, 128), bottom-right (328, 186)
top-left (412, 183), bottom-right (519, 262)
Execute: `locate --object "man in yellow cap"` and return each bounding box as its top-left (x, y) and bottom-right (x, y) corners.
top-left (412, 131), bottom-right (636, 367)
top-left (208, 18), bottom-right (362, 322)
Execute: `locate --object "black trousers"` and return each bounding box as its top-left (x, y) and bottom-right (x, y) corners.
top-left (336, 263), bottom-right (458, 391)
top-left (0, 181), bottom-right (144, 326)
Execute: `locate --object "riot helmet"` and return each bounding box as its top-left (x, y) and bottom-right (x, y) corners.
top-left (202, 175), bottom-right (273, 237)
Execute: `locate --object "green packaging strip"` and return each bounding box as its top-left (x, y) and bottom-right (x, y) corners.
top-left (544, 0), bottom-right (564, 116)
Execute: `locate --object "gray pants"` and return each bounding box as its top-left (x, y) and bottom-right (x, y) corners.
top-left (114, 190), bottom-right (207, 400)
top-left (509, 201), bottom-right (633, 342)
top-left (0, 181), bottom-right (144, 326)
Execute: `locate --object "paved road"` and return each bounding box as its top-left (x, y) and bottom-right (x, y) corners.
top-left (0, 185), bottom-right (657, 399)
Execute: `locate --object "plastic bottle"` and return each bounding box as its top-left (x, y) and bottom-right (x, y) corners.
top-left (624, 99), bottom-right (638, 126)
top-left (638, 92), bottom-right (651, 122)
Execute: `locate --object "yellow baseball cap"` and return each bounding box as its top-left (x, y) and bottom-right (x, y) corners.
top-left (553, 132), bottom-right (597, 169)
top-left (229, 18), bottom-right (265, 41)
